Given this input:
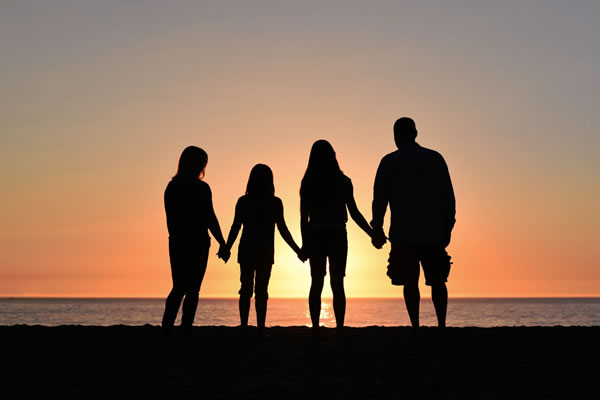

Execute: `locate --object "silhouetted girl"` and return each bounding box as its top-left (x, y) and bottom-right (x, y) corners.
top-left (300, 140), bottom-right (374, 335)
top-left (162, 146), bottom-right (226, 335)
top-left (223, 164), bottom-right (302, 337)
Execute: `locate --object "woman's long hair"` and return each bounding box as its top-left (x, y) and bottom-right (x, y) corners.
top-left (174, 146), bottom-right (208, 180)
top-left (300, 140), bottom-right (344, 202)
top-left (246, 164), bottom-right (275, 198)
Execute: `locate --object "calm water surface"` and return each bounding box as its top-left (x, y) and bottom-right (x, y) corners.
top-left (1, 298), bottom-right (599, 327)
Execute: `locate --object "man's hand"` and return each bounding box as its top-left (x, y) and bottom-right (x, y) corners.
top-left (371, 229), bottom-right (387, 249)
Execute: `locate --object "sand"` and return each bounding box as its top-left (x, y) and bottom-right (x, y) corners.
top-left (1, 325), bottom-right (598, 399)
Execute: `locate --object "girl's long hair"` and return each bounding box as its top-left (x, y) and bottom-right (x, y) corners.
top-left (174, 146), bottom-right (208, 180)
top-left (300, 140), bottom-right (344, 201)
top-left (246, 164), bottom-right (275, 198)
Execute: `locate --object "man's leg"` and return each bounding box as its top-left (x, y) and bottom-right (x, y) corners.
top-left (423, 246), bottom-right (451, 331)
top-left (403, 283), bottom-right (420, 329)
top-left (431, 283), bottom-right (448, 329)
top-left (389, 244), bottom-right (420, 330)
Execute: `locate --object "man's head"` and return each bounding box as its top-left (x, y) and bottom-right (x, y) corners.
top-left (394, 117), bottom-right (417, 147)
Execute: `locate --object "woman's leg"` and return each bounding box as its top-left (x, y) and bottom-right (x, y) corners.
top-left (162, 286), bottom-right (185, 332)
top-left (238, 264), bottom-right (254, 327)
top-left (330, 274), bottom-right (346, 329)
top-left (254, 264), bottom-right (273, 331)
top-left (328, 231), bottom-right (348, 329)
top-left (309, 276), bottom-right (325, 329)
top-left (162, 239), bottom-right (185, 333)
top-left (308, 256), bottom-right (326, 329)
top-left (180, 241), bottom-right (210, 331)
top-left (181, 278), bottom-right (203, 329)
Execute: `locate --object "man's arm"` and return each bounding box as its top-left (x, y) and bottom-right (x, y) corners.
top-left (440, 156), bottom-right (455, 247)
top-left (371, 158), bottom-right (390, 248)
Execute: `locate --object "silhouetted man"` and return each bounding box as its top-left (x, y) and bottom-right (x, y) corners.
top-left (371, 117), bottom-right (455, 332)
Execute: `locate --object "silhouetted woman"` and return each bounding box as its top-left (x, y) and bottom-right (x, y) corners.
top-left (300, 140), bottom-right (373, 335)
top-left (223, 164), bottom-right (303, 337)
top-left (162, 146), bottom-right (226, 335)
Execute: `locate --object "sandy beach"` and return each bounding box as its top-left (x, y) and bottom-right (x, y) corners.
top-left (1, 325), bottom-right (598, 399)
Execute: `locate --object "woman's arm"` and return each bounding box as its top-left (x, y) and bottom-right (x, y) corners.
top-left (346, 180), bottom-right (374, 238)
top-left (206, 186), bottom-right (226, 247)
top-left (275, 199), bottom-right (301, 255)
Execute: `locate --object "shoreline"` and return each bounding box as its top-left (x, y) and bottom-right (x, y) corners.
top-left (2, 326), bottom-right (598, 399)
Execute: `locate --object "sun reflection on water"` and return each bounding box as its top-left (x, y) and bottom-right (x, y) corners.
top-left (304, 301), bottom-right (335, 327)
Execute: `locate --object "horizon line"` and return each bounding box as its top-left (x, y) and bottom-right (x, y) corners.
top-left (2, 295), bottom-right (599, 300)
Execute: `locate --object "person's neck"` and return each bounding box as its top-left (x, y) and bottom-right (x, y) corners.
top-left (396, 139), bottom-right (416, 147)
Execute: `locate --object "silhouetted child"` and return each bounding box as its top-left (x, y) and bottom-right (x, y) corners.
top-left (162, 146), bottom-right (227, 335)
top-left (221, 164), bottom-right (303, 337)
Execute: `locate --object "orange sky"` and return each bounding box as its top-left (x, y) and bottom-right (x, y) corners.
top-left (1, 2), bottom-right (599, 298)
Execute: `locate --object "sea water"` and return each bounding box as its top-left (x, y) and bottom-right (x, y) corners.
top-left (1, 297), bottom-right (599, 327)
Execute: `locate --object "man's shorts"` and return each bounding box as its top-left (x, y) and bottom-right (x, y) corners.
top-left (387, 244), bottom-right (452, 286)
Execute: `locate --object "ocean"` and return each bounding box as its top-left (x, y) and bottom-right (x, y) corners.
top-left (1, 297), bottom-right (599, 327)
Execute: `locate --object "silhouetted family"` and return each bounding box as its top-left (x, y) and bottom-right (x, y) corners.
top-left (161, 117), bottom-right (456, 338)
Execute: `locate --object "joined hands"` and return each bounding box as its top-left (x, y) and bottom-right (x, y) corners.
top-left (297, 247), bottom-right (308, 263)
top-left (217, 244), bottom-right (231, 263)
top-left (371, 228), bottom-right (387, 249)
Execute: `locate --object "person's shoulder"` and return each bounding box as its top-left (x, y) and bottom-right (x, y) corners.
top-left (232, 195), bottom-right (244, 213)
top-left (273, 196), bottom-right (284, 210)
top-left (341, 174), bottom-right (352, 187)
top-left (165, 178), bottom-right (182, 193)
top-left (417, 144), bottom-right (441, 156)
top-left (379, 150), bottom-right (404, 168)
top-left (164, 179), bottom-right (175, 198)
top-left (417, 144), bottom-right (446, 163)
top-left (196, 179), bottom-right (211, 193)
top-left (341, 174), bottom-right (353, 193)
top-left (381, 151), bottom-right (398, 162)
top-left (185, 179), bottom-right (212, 199)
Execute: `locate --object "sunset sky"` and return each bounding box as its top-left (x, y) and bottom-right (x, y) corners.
top-left (1, 1), bottom-right (599, 298)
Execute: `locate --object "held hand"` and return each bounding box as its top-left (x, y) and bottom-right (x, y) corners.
top-left (297, 247), bottom-right (308, 263)
top-left (371, 229), bottom-right (387, 249)
top-left (217, 245), bottom-right (231, 263)
top-left (220, 250), bottom-right (231, 263)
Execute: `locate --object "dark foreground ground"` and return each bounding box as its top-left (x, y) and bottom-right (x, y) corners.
top-left (1, 325), bottom-right (598, 399)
